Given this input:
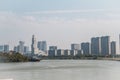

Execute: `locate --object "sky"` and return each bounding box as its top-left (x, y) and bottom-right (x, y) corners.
top-left (0, 0), bottom-right (120, 52)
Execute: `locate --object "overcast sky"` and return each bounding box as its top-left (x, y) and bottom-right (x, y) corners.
top-left (0, 0), bottom-right (120, 52)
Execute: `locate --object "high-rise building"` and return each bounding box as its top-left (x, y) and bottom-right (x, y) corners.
top-left (49, 46), bottom-right (57, 50)
top-left (4, 45), bottom-right (9, 53)
top-left (64, 50), bottom-right (70, 56)
top-left (31, 35), bottom-right (39, 55)
top-left (76, 50), bottom-right (82, 56)
top-left (71, 44), bottom-right (80, 50)
top-left (111, 41), bottom-right (116, 55)
top-left (0, 45), bottom-right (4, 52)
top-left (14, 46), bottom-right (18, 52)
top-left (70, 50), bottom-right (78, 56)
top-left (37, 41), bottom-right (47, 52)
top-left (18, 41), bottom-right (25, 54)
top-left (48, 50), bottom-right (57, 57)
top-left (24, 46), bottom-right (29, 54)
top-left (91, 37), bottom-right (101, 55)
top-left (81, 42), bottom-right (90, 55)
top-left (57, 49), bottom-right (64, 56)
top-left (101, 36), bottom-right (110, 56)
top-left (48, 46), bottom-right (57, 56)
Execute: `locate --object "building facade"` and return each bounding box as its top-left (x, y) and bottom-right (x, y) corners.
top-left (31, 35), bottom-right (39, 55)
top-left (91, 37), bottom-right (101, 55)
top-left (37, 41), bottom-right (47, 52)
top-left (71, 44), bottom-right (80, 50)
top-left (110, 41), bottom-right (116, 55)
top-left (81, 42), bottom-right (90, 55)
top-left (101, 36), bottom-right (110, 56)
top-left (4, 45), bottom-right (9, 53)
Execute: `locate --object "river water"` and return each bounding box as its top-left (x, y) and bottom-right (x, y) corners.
top-left (0, 60), bottom-right (120, 80)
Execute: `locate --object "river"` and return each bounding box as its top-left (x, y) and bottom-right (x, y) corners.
top-left (0, 60), bottom-right (120, 80)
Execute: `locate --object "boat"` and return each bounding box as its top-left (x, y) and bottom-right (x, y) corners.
top-left (29, 56), bottom-right (41, 62)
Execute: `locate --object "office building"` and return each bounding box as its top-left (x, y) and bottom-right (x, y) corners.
top-left (49, 46), bottom-right (57, 50)
top-left (14, 46), bottom-right (18, 52)
top-left (91, 37), bottom-right (101, 55)
top-left (37, 41), bottom-right (47, 52)
top-left (48, 46), bottom-right (57, 56)
top-left (48, 50), bottom-right (57, 56)
top-left (18, 41), bottom-right (25, 54)
top-left (4, 45), bottom-right (9, 53)
top-left (57, 49), bottom-right (64, 56)
top-left (81, 42), bottom-right (90, 55)
top-left (76, 50), bottom-right (82, 56)
top-left (0, 45), bottom-right (4, 52)
top-left (70, 50), bottom-right (78, 56)
top-left (31, 35), bottom-right (39, 55)
top-left (64, 50), bottom-right (70, 56)
top-left (111, 41), bottom-right (116, 55)
top-left (101, 36), bottom-right (110, 56)
top-left (24, 46), bottom-right (29, 54)
top-left (71, 44), bottom-right (80, 50)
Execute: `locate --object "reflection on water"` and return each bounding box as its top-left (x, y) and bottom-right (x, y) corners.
top-left (0, 60), bottom-right (120, 80)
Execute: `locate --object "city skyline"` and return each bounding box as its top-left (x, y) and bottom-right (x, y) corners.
top-left (0, 34), bottom-right (117, 55)
top-left (0, 0), bottom-right (120, 51)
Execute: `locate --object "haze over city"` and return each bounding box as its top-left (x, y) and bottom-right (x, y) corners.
top-left (0, 0), bottom-right (120, 51)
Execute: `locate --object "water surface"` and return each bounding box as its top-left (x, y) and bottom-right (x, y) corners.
top-left (0, 60), bottom-right (120, 80)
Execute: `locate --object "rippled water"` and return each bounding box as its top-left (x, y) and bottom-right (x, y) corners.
top-left (0, 60), bottom-right (120, 80)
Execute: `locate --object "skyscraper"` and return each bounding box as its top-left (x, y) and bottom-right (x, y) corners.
top-left (18, 41), bottom-right (25, 54)
top-left (49, 46), bottom-right (57, 50)
top-left (4, 45), bottom-right (9, 53)
top-left (91, 37), bottom-right (101, 55)
top-left (31, 35), bottom-right (39, 55)
top-left (81, 42), bottom-right (90, 55)
top-left (71, 44), bottom-right (80, 50)
top-left (24, 46), bottom-right (29, 54)
top-left (0, 45), bottom-right (4, 52)
top-left (101, 36), bottom-right (110, 56)
top-left (111, 41), bottom-right (116, 55)
top-left (48, 46), bottom-right (57, 56)
top-left (37, 41), bottom-right (47, 52)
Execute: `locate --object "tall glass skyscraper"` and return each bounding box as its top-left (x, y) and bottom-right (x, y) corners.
top-left (81, 42), bottom-right (90, 55)
top-left (111, 41), bottom-right (116, 55)
top-left (91, 37), bottom-right (101, 55)
top-left (101, 36), bottom-right (110, 56)
top-left (37, 41), bottom-right (47, 52)
top-left (31, 35), bottom-right (38, 55)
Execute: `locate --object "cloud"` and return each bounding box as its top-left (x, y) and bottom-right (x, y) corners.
top-left (0, 11), bottom-right (120, 50)
top-left (25, 9), bottom-right (105, 14)
top-left (24, 9), bottom-right (120, 15)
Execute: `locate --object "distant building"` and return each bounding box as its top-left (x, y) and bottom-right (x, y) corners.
top-left (71, 44), bottom-right (80, 50)
top-left (48, 50), bottom-right (57, 57)
top-left (49, 46), bottom-right (57, 50)
top-left (0, 45), bottom-right (4, 52)
top-left (18, 41), bottom-right (25, 54)
top-left (24, 46), bottom-right (29, 54)
top-left (76, 50), bottom-right (82, 56)
top-left (57, 49), bottom-right (64, 56)
top-left (91, 37), bottom-right (101, 55)
top-left (4, 45), bottom-right (9, 53)
top-left (14, 46), bottom-right (18, 52)
top-left (81, 42), bottom-right (90, 55)
top-left (64, 50), bottom-right (70, 56)
top-left (111, 41), bottom-right (116, 55)
top-left (70, 50), bottom-right (77, 56)
top-left (48, 46), bottom-right (57, 56)
top-left (101, 36), bottom-right (110, 56)
top-left (31, 35), bottom-right (39, 55)
top-left (37, 41), bottom-right (47, 52)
